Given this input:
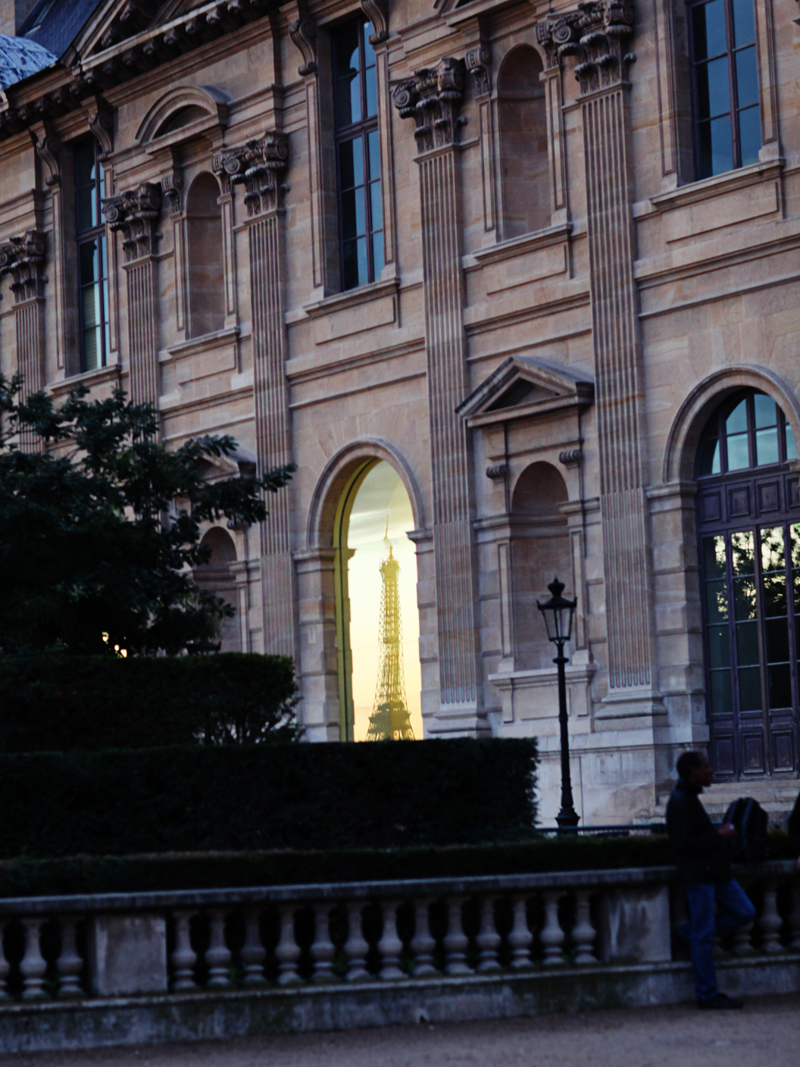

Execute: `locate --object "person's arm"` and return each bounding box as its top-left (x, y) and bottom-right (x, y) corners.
top-left (668, 793), bottom-right (721, 857)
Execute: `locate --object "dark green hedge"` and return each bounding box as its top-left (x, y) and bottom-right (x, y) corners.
top-left (0, 738), bottom-right (536, 859)
top-left (3, 832), bottom-right (793, 899)
top-left (0, 653), bottom-right (300, 750)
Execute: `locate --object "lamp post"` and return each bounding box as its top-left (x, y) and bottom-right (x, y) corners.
top-left (536, 576), bottom-right (579, 831)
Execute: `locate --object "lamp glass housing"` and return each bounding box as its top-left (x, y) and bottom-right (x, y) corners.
top-left (536, 577), bottom-right (577, 645)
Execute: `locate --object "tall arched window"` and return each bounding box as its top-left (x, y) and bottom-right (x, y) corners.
top-left (186, 173), bottom-right (224, 338)
top-left (511, 462), bottom-right (571, 669)
top-left (497, 46), bottom-right (550, 240)
top-left (696, 389), bottom-right (799, 778)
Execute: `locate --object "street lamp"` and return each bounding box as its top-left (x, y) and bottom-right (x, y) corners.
top-left (536, 576), bottom-right (579, 831)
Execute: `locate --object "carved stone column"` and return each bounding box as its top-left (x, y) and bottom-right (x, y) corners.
top-left (216, 134), bottom-right (296, 659)
top-left (103, 183), bottom-right (161, 410)
top-left (0, 231), bottom-right (47, 451)
top-left (538, 2), bottom-right (660, 717)
top-left (394, 61), bottom-right (482, 726)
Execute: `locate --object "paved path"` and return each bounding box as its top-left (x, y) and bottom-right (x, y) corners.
top-left (4, 995), bottom-right (799, 1067)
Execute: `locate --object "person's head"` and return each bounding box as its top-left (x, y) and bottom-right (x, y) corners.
top-left (676, 750), bottom-right (713, 787)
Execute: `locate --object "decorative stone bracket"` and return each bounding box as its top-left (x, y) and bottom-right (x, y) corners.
top-left (392, 57), bottom-right (467, 153)
top-left (213, 133), bottom-right (289, 217)
top-left (0, 231), bottom-right (47, 302)
top-left (360, 0), bottom-right (388, 44)
top-left (536, 0), bottom-right (635, 93)
top-left (103, 183), bottom-right (162, 263)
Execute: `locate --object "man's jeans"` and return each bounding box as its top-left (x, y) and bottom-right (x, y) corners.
top-left (685, 878), bottom-right (756, 1000)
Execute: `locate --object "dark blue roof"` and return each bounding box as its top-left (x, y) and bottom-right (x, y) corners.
top-left (0, 33), bottom-right (55, 88)
top-left (20, 0), bottom-right (104, 59)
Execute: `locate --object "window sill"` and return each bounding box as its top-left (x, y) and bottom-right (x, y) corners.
top-left (48, 362), bottom-right (122, 397)
top-left (299, 276), bottom-right (399, 321)
top-left (649, 155), bottom-right (784, 213)
top-left (463, 221), bottom-right (572, 271)
top-left (163, 326), bottom-right (239, 361)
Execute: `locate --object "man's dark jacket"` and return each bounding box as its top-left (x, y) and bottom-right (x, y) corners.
top-left (666, 779), bottom-right (732, 885)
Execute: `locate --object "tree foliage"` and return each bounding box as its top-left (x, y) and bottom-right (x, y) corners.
top-left (0, 375), bottom-right (293, 655)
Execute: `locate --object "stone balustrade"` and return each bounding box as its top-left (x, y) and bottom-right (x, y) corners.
top-left (0, 861), bottom-right (798, 1001)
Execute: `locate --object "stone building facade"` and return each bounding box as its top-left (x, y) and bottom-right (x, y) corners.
top-left (2, 0), bottom-right (800, 823)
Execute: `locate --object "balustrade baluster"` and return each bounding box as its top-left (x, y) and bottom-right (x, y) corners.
top-left (410, 898), bottom-right (437, 977)
top-left (731, 918), bottom-right (755, 956)
top-left (241, 907), bottom-right (266, 985)
top-left (572, 891), bottom-right (596, 965)
top-left (57, 917), bottom-right (83, 997)
top-left (205, 909), bottom-right (232, 986)
top-left (540, 891), bottom-right (565, 967)
top-left (171, 911), bottom-right (198, 990)
top-left (343, 901), bottom-right (369, 982)
top-left (275, 905), bottom-right (302, 985)
top-left (20, 918), bottom-right (48, 999)
top-left (443, 897), bottom-right (470, 975)
top-left (0, 921), bottom-right (8, 1000)
top-left (377, 899), bottom-right (405, 980)
top-left (312, 903), bottom-right (336, 984)
top-left (476, 896), bottom-right (501, 973)
top-left (508, 894), bottom-right (533, 969)
top-left (759, 881), bottom-right (783, 954)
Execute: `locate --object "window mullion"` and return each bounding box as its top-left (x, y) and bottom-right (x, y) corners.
top-left (726, 0), bottom-right (741, 168)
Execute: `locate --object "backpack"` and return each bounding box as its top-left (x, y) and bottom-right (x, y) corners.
top-left (723, 797), bottom-right (769, 870)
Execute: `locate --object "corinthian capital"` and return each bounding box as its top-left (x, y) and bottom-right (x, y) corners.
top-left (536, 0), bottom-right (635, 92)
top-left (213, 132), bottom-right (289, 217)
top-left (392, 56), bottom-right (466, 153)
top-left (0, 230), bottom-right (47, 302)
top-left (103, 182), bottom-right (161, 262)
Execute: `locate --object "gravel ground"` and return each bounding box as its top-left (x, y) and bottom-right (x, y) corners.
top-left (3, 995), bottom-right (799, 1067)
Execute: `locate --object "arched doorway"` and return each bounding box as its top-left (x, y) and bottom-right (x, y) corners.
top-left (194, 526), bottom-right (239, 651)
top-left (334, 460), bottom-right (422, 742)
top-left (696, 389), bottom-right (799, 777)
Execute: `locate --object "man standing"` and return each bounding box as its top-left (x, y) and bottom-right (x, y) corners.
top-left (666, 751), bottom-right (756, 1010)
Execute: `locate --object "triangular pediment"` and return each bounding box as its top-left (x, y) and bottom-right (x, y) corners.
top-left (69, 0), bottom-right (208, 63)
top-left (457, 357), bottom-right (594, 428)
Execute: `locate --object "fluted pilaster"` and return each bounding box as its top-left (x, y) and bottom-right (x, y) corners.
top-left (0, 231), bottom-right (47, 452)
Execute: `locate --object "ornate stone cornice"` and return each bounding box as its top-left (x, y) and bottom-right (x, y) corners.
top-left (213, 132), bottom-right (289, 216)
top-left (536, 0), bottom-right (635, 92)
top-left (392, 57), bottom-right (467, 153)
top-left (103, 183), bottom-right (162, 262)
top-left (0, 231), bottom-right (47, 302)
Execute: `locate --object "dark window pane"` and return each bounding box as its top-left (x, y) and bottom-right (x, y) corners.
top-left (754, 393), bottom-right (777, 429)
top-left (710, 670), bottom-right (732, 715)
top-left (79, 240), bottom-right (98, 286)
top-left (76, 180), bottom-right (95, 234)
top-left (370, 179), bottom-right (382, 232)
top-left (768, 664), bottom-right (792, 709)
top-left (75, 142), bottom-right (95, 190)
top-left (732, 0), bottom-right (755, 47)
top-left (760, 526), bottom-right (785, 573)
top-left (368, 129), bottom-right (381, 180)
top-left (765, 617), bottom-right (789, 662)
top-left (82, 285), bottom-right (100, 329)
top-left (733, 577), bottom-right (757, 620)
top-left (735, 619), bottom-right (759, 665)
top-left (356, 235), bottom-right (368, 287)
top-left (365, 57), bottom-right (377, 118)
top-left (787, 424), bottom-right (797, 462)
top-left (342, 240), bottom-right (360, 290)
top-left (738, 104), bottom-right (760, 167)
top-left (693, 0), bottom-right (728, 61)
top-left (699, 110), bottom-right (733, 176)
top-left (703, 56), bottom-right (732, 118)
top-left (731, 530), bottom-right (754, 574)
top-left (738, 665), bottom-right (762, 711)
top-left (756, 427), bottom-right (779, 466)
top-left (727, 431), bottom-right (749, 470)
top-left (709, 624), bottom-right (731, 668)
top-left (335, 22), bottom-right (361, 129)
top-left (338, 138), bottom-right (364, 191)
top-left (704, 535), bottom-right (727, 580)
top-left (699, 437), bottom-right (721, 475)
top-left (727, 398), bottom-right (748, 435)
top-left (762, 573), bottom-right (787, 616)
top-left (341, 190), bottom-right (360, 241)
top-left (707, 579), bottom-right (729, 622)
top-left (82, 327), bottom-right (101, 372)
top-left (372, 230), bottom-right (384, 277)
top-left (735, 47), bottom-right (759, 110)
top-left (363, 26), bottom-right (375, 68)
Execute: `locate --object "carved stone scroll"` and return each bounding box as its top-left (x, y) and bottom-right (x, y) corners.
top-left (360, 0), bottom-right (388, 43)
top-left (103, 184), bottom-right (161, 411)
top-left (394, 61), bottom-right (481, 722)
top-left (289, 15), bottom-right (317, 76)
top-left (0, 231), bottom-right (47, 451)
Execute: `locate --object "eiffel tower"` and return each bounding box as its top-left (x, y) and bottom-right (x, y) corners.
top-left (366, 537), bottom-right (415, 742)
